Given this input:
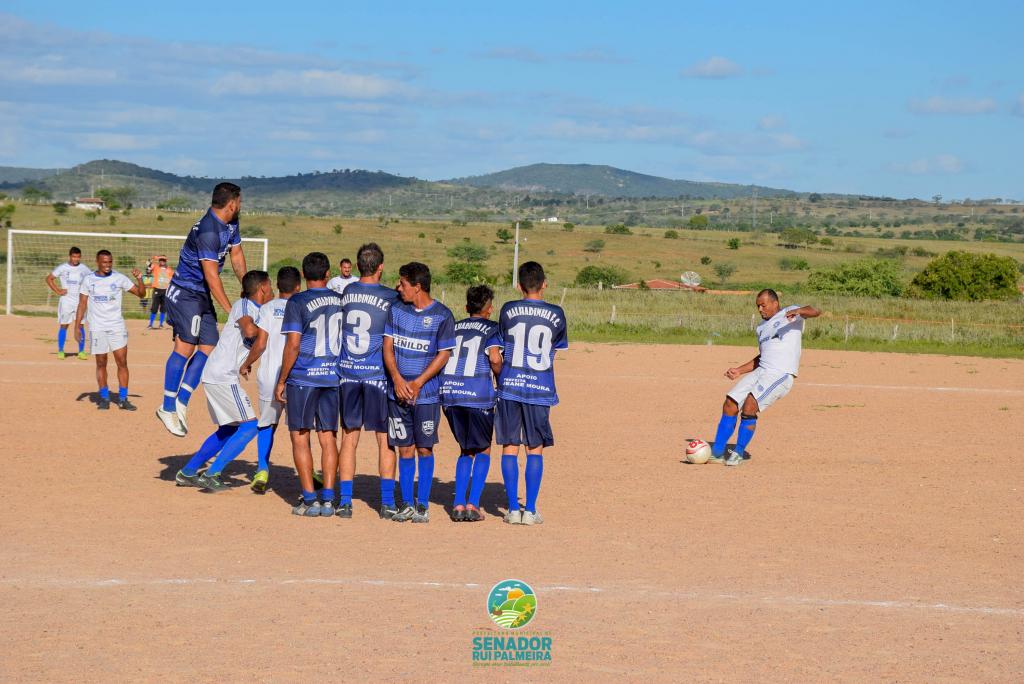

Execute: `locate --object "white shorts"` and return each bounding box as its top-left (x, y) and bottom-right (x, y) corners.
top-left (727, 367), bottom-right (794, 412)
top-left (204, 382), bottom-right (256, 426)
top-left (57, 297), bottom-right (79, 325)
top-left (258, 398), bottom-right (285, 428)
top-left (90, 328), bottom-right (128, 354)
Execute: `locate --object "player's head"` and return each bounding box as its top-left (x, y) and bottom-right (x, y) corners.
top-left (397, 261), bottom-right (431, 302)
top-left (158, 256), bottom-right (167, 267)
top-left (756, 288), bottom-right (781, 320)
top-left (339, 258), bottom-right (353, 277)
top-left (518, 261), bottom-right (546, 295)
top-left (95, 249), bottom-right (113, 275)
top-left (277, 266), bottom-right (301, 296)
top-left (466, 284), bottom-right (494, 318)
top-left (356, 242), bottom-right (384, 278)
top-left (68, 246), bottom-right (82, 266)
top-left (242, 270), bottom-right (273, 304)
top-left (301, 251), bottom-right (330, 283)
top-left (211, 182), bottom-right (242, 222)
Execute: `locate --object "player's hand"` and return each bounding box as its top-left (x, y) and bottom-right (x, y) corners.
top-left (73, 327), bottom-right (82, 343)
top-left (59, 288), bottom-right (68, 296)
top-left (275, 382), bottom-right (287, 403)
top-left (394, 378), bottom-right (413, 402)
top-left (725, 367), bottom-right (741, 380)
top-left (785, 309), bottom-right (802, 322)
top-left (408, 379), bottom-right (422, 401)
top-left (239, 363), bottom-right (251, 379)
top-left (131, 268), bottom-right (143, 279)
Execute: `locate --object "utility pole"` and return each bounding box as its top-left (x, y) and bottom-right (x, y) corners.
top-left (752, 188), bottom-right (757, 230)
top-left (511, 221), bottom-right (521, 290)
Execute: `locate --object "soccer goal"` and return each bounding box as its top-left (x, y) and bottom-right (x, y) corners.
top-left (5, 229), bottom-right (269, 316)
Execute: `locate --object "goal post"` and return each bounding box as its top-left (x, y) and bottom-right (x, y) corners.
top-left (4, 229), bottom-right (269, 316)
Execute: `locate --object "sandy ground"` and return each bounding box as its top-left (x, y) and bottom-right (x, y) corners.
top-left (1, 315), bottom-right (1022, 682)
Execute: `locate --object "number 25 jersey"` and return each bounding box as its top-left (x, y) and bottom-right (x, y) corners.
top-left (495, 299), bottom-right (569, 406)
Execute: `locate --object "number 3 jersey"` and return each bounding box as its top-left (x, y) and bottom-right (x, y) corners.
top-left (281, 287), bottom-right (344, 387)
top-left (495, 299), bottom-right (569, 406)
top-left (383, 300), bottom-right (456, 404)
top-left (338, 282), bottom-right (402, 382)
top-left (440, 318), bottom-right (501, 409)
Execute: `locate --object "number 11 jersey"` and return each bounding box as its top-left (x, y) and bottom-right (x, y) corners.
top-left (495, 299), bottom-right (569, 406)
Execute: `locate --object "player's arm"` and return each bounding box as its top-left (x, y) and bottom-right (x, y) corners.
top-left (45, 273), bottom-right (66, 296)
top-left (488, 346), bottom-right (503, 377)
top-left (786, 305), bottom-right (821, 320)
top-left (127, 269), bottom-right (146, 299)
top-left (201, 259), bottom-right (233, 312)
top-left (408, 349), bottom-right (453, 401)
top-left (240, 328), bottom-right (268, 379)
top-left (275, 332), bottom-right (300, 403)
top-left (72, 293), bottom-right (88, 343)
top-left (726, 355), bottom-right (760, 380)
top-left (229, 244), bottom-right (247, 282)
top-left (237, 314), bottom-right (258, 340)
top-left (383, 336), bottom-right (413, 402)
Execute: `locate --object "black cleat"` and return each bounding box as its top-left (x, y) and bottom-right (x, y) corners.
top-left (97, 397), bottom-right (111, 410)
top-left (197, 472), bottom-right (229, 492)
top-left (335, 502), bottom-right (353, 519)
top-left (378, 504), bottom-right (399, 520)
top-left (463, 506), bottom-right (484, 522)
top-left (451, 507), bottom-right (466, 522)
top-left (117, 399), bottom-right (137, 411)
top-left (175, 469), bottom-right (203, 487)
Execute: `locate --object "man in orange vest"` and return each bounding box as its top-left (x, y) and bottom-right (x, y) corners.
top-left (148, 256), bottom-right (174, 329)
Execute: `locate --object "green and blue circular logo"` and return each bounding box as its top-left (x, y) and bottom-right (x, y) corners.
top-left (487, 579), bottom-right (537, 629)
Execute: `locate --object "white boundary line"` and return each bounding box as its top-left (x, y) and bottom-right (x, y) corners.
top-left (0, 577), bottom-right (1019, 617)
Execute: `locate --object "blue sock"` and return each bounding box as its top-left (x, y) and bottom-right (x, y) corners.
top-left (57, 327), bottom-right (67, 352)
top-left (162, 352), bottom-right (188, 412)
top-left (182, 425), bottom-right (238, 475)
top-left (453, 455), bottom-right (472, 507)
top-left (149, 312), bottom-right (156, 326)
top-left (380, 478), bottom-right (396, 507)
top-left (159, 312), bottom-right (165, 326)
top-left (98, 386), bottom-right (109, 401)
top-left (416, 454), bottom-right (435, 508)
top-left (118, 387), bottom-right (127, 402)
top-left (468, 453), bottom-right (490, 507)
top-left (78, 327), bottom-right (85, 352)
top-left (320, 486), bottom-right (334, 503)
top-left (177, 351), bottom-right (207, 408)
top-left (525, 454), bottom-right (543, 513)
top-left (339, 480), bottom-right (353, 505)
top-left (735, 416), bottom-right (758, 457)
top-left (206, 420), bottom-right (258, 476)
top-left (712, 413), bottom-right (738, 456)
top-left (256, 425), bottom-right (275, 471)
top-left (302, 489), bottom-right (317, 504)
top-left (502, 455), bottom-right (519, 511)
top-left (399, 457), bottom-right (416, 504)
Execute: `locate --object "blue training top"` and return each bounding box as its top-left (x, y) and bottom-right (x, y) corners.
top-left (281, 287), bottom-right (344, 387)
top-left (383, 299), bottom-right (456, 404)
top-left (170, 208), bottom-right (241, 293)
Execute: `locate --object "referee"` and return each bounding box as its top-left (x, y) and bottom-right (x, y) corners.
top-left (148, 256), bottom-right (173, 329)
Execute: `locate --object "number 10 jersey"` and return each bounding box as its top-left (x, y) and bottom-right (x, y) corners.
top-left (281, 287), bottom-right (344, 387)
top-left (495, 299), bottom-right (569, 406)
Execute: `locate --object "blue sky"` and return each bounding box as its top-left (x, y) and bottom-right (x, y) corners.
top-left (1, 1), bottom-right (1021, 198)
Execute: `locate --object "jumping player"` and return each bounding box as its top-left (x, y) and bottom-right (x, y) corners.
top-left (72, 250), bottom-right (146, 410)
top-left (276, 252), bottom-right (343, 517)
top-left (708, 289), bottom-right (820, 466)
top-left (382, 262), bottom-right (456, 523)
top-left (495, 262), bottom-right (568, 526)
top-left (336, 243), bottom-right (401, 519)
top-left (326, 257), bottom-right (358, 295)
top-left (157, 182), bottom-right (246, 437)
top-left (439, 285), bottom-right (502, 522)
top-left (175, 271), bottom-right (273, 490)
top-left (46, 246), bottom-right (92, 359)
top-left (239, 266), bottom-right (302, 493)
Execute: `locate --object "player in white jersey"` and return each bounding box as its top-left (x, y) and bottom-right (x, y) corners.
top-left (326, 257), bottom-right (359, 294)
top-left (706, 289), bottom-right (820, 466)
top-left (72, 250), bottom-right (146, 410)
top-left (239, 266), bottom-right (302, 493)
top-left (175, 270), bottom-right (273, 492)
top-left (46, 246), bottom-right (93, 359)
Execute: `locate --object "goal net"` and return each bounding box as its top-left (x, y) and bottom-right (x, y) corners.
top-left (5, 229), bottom-right (269, 316)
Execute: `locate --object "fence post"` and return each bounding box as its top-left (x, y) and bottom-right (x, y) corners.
top-left (951, 318), bottom-right (955, 342)
top-left (750, 313), bottom-right (756, 330)
top-left (598, 281), bottom-right (603, 291)
top-left (892, 324), bottom-right (899, 341)
top-left (844, 316), bottom-right (850, 343)
top-left (559, 287), bottom-right (567, 307)
top-left (610, 304), bottom-right (616, 324)
top-left (440, 288), bottom-right (445, 304)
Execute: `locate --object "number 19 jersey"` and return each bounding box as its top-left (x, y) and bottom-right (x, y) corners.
top-left (496, 299), bottom-right (569, 406)
top-left (339, 282), bottom-right (401, 382)
top-left (281, 287), bottom-right (344, 387)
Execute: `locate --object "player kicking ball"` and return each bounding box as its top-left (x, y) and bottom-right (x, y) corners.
top-left (439, 285), bottom-right (503, 522)
top-left (239, 266), bottom-right (301, 493)
top-left (383, 262), bottom-right (456, 523)
top-left (495, 262), bottom-right (568, 525)
top-left (73, 250), bottom-right (146, 410)
top-left (174, 271), bottom-right (273, 490)
top-left (46, 246), bottom-right (92, 360)
top-left (707, 289), bottom-right (821, 466)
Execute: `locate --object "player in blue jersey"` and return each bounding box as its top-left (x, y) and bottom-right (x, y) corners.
top-left (382, 262), bottom-right (456, 523)
top-left (494, 262), bottom-right (568, 526)
top-left (157, 183), bottom-right (247, 438)
top-left (276, 252), bottom-right (343, 517)
top-left (335, 243), bottom-right (402, 519)
top-left (440, 285), bottom-right (503, 522)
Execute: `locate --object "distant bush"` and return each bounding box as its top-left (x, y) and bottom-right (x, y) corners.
top-left (574, 264), bottom-right (628, 288)
top-left (583, 239), bottom-right (605, 253)
top-left (447, 242), bottom-right (489, 262)
top-left (116, 255), bottom-right (135, 268)
top-left (910, 251), bottom-right (1020, 301)
top-left (819, 237), bottom-right (833, 246)
top-left (52, 202), bottom-right (68, 215)
top-left (333, 224), bottom-right (343, 235)
top-left (562, 223), bottom-right (575, 231)
top-left (156, 214), bottom-right (164, 222)
top-left (910, 246), bottom-right (936, 257)
top-left (713, 262), bottom-right (737, 283)
top-left (108, 215), bottom-right (117, 226)
top-left (778, 257), bottom-right (809, 271)
top-left (727, 238), bottom-right (740, 250)
top-left (418, 232), bottom-right (426, 238)
top-left (444, 261), bottom-right (491, 285)
top-left (780, 227), bottom-right (817, 247)
top-left (700, 256), bottom-right (711, 265)
top-left (806, 259), bottom-right (903, 297)
top-left (496, 227), bottom-right (513, 243)
top-left (664, 230), bottom-right (679, 239)
top-left (605, 224), bottom-right (632, 235)
top-left (269, 257), bottom-right (301, 274)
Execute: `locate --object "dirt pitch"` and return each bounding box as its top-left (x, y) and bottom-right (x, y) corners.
top-left (1, 315), bottom-right (1021, 682)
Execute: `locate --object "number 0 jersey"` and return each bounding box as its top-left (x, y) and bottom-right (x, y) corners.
top-left (496, 299), bottom-right (569, 406)
top-left (440, 318), bottom-right (500, 409)
top-left (281, 287), bottom-right (344, 387)
top-left (170, 208), bottom-right (241, 293)
top-left (338, 282), bottom-right (401, 382)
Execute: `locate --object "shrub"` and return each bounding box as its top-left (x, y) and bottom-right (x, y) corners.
top-left (713, 262), bottom-right (737, 283)
top-left (664, 230), bottom-right (679, 239)
top-left (333, 224), bottom-right (343, 235)
top-left (727, 238), bottom-right (740, 250)
top-left (910, 251), bottom-right (1020, 301)
top-left (444, 261), bottom-right (491, 285)
top-left (779, 257), bottom-right (809, 271)
top-left (806, 259), bottom-right (903, 297)
top-left (780, 227), bottom-right (817, 247)
top-left (496, 227), bottom-right (513, 243)
top-left (605, 223), bottom-right (632, 235)
top-left (156, 214), bottom-right (164, 222)
top-left (911, 246), bottom-right (935, 257)
top-left (52, 202), bottom-right (68, 215)
top-left (563, 223), bottom-right (575, 231)
top-left (819, 237), bottom-right (833, 246)
top-left (116, 254), bottom-right (135, 268)
top-left (447, 242), bottom-right (489, 262)
top-left (108, 215), bottom-right (117, 226)
top-left (700, 256), bottom-right (711, 265)
top-left (574, 264), bottom-right (628, 288)
top-left (688, 214), bottom-right (709, 229)
top-left (583, 239), bottom-right (605, 253)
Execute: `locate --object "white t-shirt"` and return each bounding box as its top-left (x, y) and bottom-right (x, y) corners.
top-left (327, 275), bottom-right (359, 295)
top-left (80, 271), bottom-right (134, 331)
top-left (201, 298), bottom-right (261, 385)
top-left (256, 296), bottom-right (288, 401)
top-left (756, 305), bottom-right (804, 377)
top-left (51, 262), bottom-right (93, 303)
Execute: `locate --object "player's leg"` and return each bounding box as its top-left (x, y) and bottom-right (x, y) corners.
top-left (376, 431), bottom-right (398, 518)
top-left (464, 407), bottom-right (494, 522)
top-left (495, 399), bottom-right (526, 523)
top-left (725, 373), bottom-right (792, 466)
top-left (177, 424), bottom-right (238, 486)
top-left (336, 382), bottom-right (362, 515)
top-left (444, 406), bottom-right (472, 521)
top-left (159, 288), bottom-right (215, 434)
top-left (201, 385), bottom-right (259, 489)
top-left (286, 384), bottom-right (322, 516)
top-left (94, 350), bottom-right (110, 409)
top-left (710, 396), bottom-right (740, 462)
top-left (57, 323), bottom-right (69, 358)
top-left (148, 293), bottom-right (158, 328)
top-left (253, 399), bottom-right (283, 493)
top-left (314, 386), bottom-right (340, 516)
top-left (157, 291), bottom-right (167, 328)
top-left (520, 405), bottom-right (554, 525)
top-left (388, 400), bottom-right (417, 521)
top-left (409, 403), bottom-right (440, 523)
top-left (111, 342), bottom-right (135, 410)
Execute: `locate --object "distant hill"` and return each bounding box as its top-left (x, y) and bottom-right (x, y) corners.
top-left (448, 163), bottom-right (796, 199)
top-left (0, 166), bottom-right (64, 184)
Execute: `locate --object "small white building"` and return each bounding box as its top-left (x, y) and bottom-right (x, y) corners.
top-left (540, 216), bottom-right (560, 223)
top-left (74, 197), bottom-right (105, 211)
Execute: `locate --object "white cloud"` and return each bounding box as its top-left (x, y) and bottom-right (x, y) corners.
top-left (889, 154), bottom-right (965, 175)
top-left (757, 116), bottom-right (787, 131)
top-left (480, 46), bottom-right (546, 63)
top-left (908, 96), bottom-right (997, 115)
top-left (681, 56), bottom-right (742, 79)
top-left (76, 133), bottom-right (159, 151)
top-left (218, 69), bottom-right (410, 99)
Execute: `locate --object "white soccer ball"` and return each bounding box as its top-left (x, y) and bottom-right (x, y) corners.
top-left (685, 438), bottom-right (712, 464)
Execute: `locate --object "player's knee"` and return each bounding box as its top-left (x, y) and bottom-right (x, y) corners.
top-left (722, 397), bottom-right (739, 415)
top-left (741, 396), bottom-right (759, 416)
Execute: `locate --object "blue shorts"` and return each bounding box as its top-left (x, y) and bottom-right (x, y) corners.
top-left (495, 399), bottom-right (554, 448)
top-left (443, 405), bottom-right (494, 454)
top-left (387, 400), bottom-right (440, 449)
top-left (286, 384), bottom-right (340, 432)
top-left (340, 378), bottom-right (388, 432)
top-left (165, 283), bottom-right (219, 346)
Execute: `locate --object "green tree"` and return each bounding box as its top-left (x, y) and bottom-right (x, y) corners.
top-left (808, 193), bottom-right (823, 203)
top-left (605, 223), bottom-right (632, 235)
top-left (574, 265), bottom-right (628, 287)
top-left (52, 202), bottom-right (68, 215)
top-left (156, 197), bottom-right (191, 211)
top-left (444, 261), bottom-right (490, 285)
top-left (496, 227), bottom-right (513, 243)
top-left (910, 251), bottom-right (1019, 301)
top-left (780, 227), bottom-right (818, 247)
top-left (562, 223), bottom-right (575, 232)
top-left (806, 259), bottom-right (903, 297)
top-left (727, 238), bottom-right (740, 250)
top-left (583, 239), bottom-right (605, 253)
top-left (688, 214), bottom-right (709, 229)
top-left (447, 242), bottom-right (489, 262)
top-left (713, 262), bottom-right (736, 283)
top-left (22, 186), bottom-right (51, 204)
top-left (664, 230), bottom-right (679, 239)
top-left (0, 203), bottom-right (16, 224)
